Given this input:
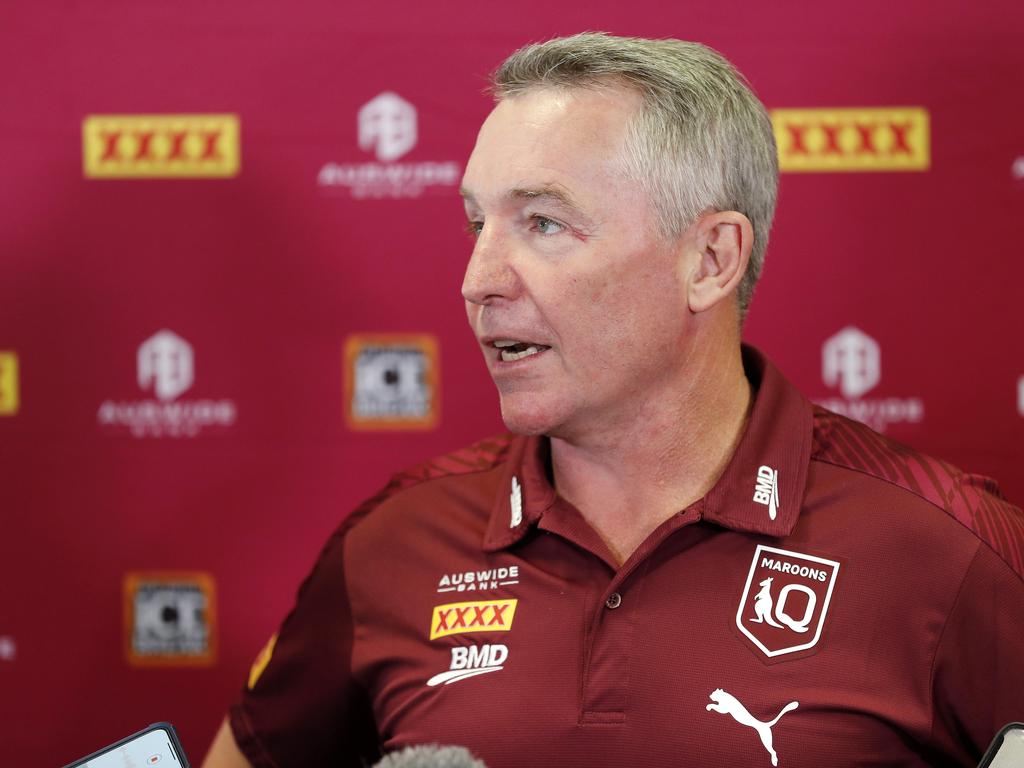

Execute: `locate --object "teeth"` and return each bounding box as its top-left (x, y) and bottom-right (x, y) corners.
top-left (501, 345), bottom-right (541, 362)
top-left (490, 338), bottom-right (549, 362)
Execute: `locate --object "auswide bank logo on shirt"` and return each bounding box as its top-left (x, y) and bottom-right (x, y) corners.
top-left (429, 600), bottom-right (517, 640)
top-left (736, 545), bottom-right (840, 659)
top-left (436, 566), bottom-right (520, 593)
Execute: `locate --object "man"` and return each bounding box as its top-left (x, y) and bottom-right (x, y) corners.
top-left (204, 33), bottom-right (1024, 768)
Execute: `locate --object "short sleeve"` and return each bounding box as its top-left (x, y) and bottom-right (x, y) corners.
top-left (927, 542), bottom-right (1024, 764)
top-left (229, 522), bottom-right (380, 767)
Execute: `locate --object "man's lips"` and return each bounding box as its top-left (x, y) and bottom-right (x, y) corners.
top-left (484, 338), bottom-right (553, 363)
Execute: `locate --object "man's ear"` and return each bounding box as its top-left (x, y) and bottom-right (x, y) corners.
top-left (685, 211), bottom-right (753, 314)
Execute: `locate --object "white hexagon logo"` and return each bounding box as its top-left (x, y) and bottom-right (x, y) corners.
top-left (358, 91), bottom-right (417, 162)
top-left (822, 326), bottom-right (880, 399)
top-left (137, 330), bottom-right (193, 402)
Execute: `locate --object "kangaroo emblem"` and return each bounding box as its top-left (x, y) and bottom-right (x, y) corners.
top-left (706, 688), bottom-right (799, 766)
top-left (748, 577), bottom-right (811, 634)
top-left (750, 577), bottom-right (785, 628)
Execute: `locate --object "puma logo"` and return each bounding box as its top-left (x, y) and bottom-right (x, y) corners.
top-left (706, 688), bottom-right (799, 766)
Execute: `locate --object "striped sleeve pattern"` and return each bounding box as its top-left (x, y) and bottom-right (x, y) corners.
top-left (811, 406), bottom-right (1024, 578)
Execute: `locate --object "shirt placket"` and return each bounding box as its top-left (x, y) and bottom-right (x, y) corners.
top-left (538, 500), bottom-right (704, 724)
top-left (578, 560), bottom-right (649, 722)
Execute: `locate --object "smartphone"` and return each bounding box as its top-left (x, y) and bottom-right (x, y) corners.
top-left (61, 722), bottom-right (190, 768)
top-left (979, 723), bottom-right (1024, 768)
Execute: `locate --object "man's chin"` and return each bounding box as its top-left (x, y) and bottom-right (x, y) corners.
top-left (498, 396), bottom-right (564, 437)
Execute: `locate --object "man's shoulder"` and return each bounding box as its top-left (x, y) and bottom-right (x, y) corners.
top-left (809, 405), bottom-right (1024, 578)
top-left (342, 432), bottom-right (517, 533)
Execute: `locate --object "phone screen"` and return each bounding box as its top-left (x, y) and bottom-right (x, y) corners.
top-left (80, 727), bottom-right (182, 768)
top-left (985, 725), bottom-right (1024, 768)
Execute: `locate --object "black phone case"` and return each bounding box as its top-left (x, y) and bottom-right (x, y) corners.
top-left (978, 722), bottom-right (1024, 768)
top-left (60, 721), bottom-right (190, 768)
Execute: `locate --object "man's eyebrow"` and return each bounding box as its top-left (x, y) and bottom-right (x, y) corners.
top-left (458, 184), bottom-right (582, 211)
top-left (508, 184), bottom-right (581, 210)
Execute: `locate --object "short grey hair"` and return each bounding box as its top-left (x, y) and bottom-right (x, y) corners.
top-left (490, 32), bottom-right (778, 318)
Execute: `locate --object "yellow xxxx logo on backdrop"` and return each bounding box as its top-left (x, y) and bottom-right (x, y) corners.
top-left (82, 114), bottom-right (240, 178)
top-left (771, 108), bottom-right (929, 172)
top-left (0, 352), bottom-right (19, 415)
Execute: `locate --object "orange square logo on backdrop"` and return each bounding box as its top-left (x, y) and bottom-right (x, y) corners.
top-left (83, 114), bottom-right (240, 178)
top-left (0, 352), bottom-right (19, 415)
top-left (771, 108), bottom-right (929, 172)
top-left (344, 334), bottom-right (440, 430)
top-left (123, 572), bottom-right (216, 666)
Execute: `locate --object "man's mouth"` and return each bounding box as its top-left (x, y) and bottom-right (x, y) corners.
top-left (492, 339), bottom-right (551, 362)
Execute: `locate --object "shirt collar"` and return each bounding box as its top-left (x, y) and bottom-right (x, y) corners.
top-left (482, 345), bottom-right (814, 551)
top-left (701, 345), bottom-right (813, 536)
top-left (483, 432), bottom-right (554, 552)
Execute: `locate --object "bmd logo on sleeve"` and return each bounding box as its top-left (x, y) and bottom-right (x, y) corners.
top-left (430, 599), bottom-right (518, 640)
top-left (736, 546), bottom-right (840, 659)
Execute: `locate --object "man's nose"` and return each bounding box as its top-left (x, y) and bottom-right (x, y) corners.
top-left (461, 226), bottom-right (518, 305)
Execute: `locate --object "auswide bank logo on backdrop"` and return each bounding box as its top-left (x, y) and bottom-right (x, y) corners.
top-left (97, 329), bottom-right (237, 438)
top-left (814, 326), bottom-right (924, 433)
top-left (318, 92), bottom-right (460, 198)
top-left (343, 333), bottom-right (439, 430)
top-left (0, 351), bottom-right (19, 415)
top-left (124, 572), bottom-right (216, 666)
top-left (771, 108), bottom-right (929, 172)
top-left (83, 114), bottom-right (240, 178)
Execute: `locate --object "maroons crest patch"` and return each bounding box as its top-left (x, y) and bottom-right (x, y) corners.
top-left (736, 545), bottom-right (840, 659)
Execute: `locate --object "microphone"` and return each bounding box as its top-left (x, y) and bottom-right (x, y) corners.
top-left (371, 744), bottom-right (488, 768)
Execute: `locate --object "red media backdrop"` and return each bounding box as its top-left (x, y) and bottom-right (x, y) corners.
top-left (1, 2), bottom-right (1022, 765)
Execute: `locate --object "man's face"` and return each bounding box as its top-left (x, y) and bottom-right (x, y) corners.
top-left (460, 87), bottom-right (695, 439)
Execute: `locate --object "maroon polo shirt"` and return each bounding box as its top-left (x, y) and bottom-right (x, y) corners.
top-left (230, 347), bottom-right (1024, 768)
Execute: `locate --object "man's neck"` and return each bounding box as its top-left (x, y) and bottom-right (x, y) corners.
top-left (548, 341), bottom-right (752, 566)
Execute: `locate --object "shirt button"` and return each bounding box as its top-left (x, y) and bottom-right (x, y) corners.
top-left (605, 592), bottom-right (622, 610)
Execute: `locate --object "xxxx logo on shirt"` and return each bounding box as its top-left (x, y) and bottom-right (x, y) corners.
top-left (429, 599), bottom-right (517, 640)
top-left (736, 545), bottom-right (840, 659)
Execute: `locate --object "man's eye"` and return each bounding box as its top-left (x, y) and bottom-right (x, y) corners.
top-left (465, 220), bottom-right (484, 238)
top-left (530, 215), bottom-right (564, 235)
